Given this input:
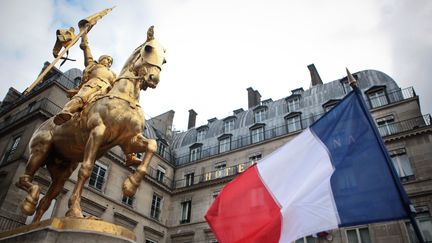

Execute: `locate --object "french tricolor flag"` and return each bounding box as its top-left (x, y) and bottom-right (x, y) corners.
top-left (205, 85), bottom-right (411, 242)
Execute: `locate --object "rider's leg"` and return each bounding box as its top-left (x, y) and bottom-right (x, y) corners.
top-left (53, 97), bottom-right (84, 125)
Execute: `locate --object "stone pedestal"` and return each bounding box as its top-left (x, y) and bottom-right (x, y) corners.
top-left (0, 217), bottom-right (136, 243)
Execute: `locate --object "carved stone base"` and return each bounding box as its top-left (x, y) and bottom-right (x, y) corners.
top-left (0, 217), bottom-right (136, 243)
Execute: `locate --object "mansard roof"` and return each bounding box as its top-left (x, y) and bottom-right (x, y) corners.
top-left (171, 69), bottom-right (399, 155)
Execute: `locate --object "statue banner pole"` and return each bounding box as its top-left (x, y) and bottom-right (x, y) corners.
top-left (23, 7), bottom-right (114, 95)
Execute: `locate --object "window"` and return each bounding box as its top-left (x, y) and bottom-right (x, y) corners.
top-left (250, 126), bottom-right (264, 143)
top-left (180, 200), bottom-right (192, 224)
top-left (197, 129), bottom-right (207, 141)
top-left (215, 161), bottom-right (227, 178)
top-left (323, 99), bottom-right (340, 112)
top-left (368, 88), bottom-right (388, 108)
top-left (157, 141), bottom-right (166, 157)
top-left (219, 136), bottom-right (231, 153)
top-left (156, 165), bottom-right (166, 182)
top-left (390, 148), bottom-right (414, 181)
top-left (224, 119), bottom-right (235, 133)
top-left (189, 144), bottom-right (202, 162)
top-left (287, 97), bottom-right (300, 112)
top-left (150, 194), bottom-right (162, 220)
top-left (185, 172), bottom-right (194, 187)
top-left (2, 136), bottom-right (21, 164)
top-left (122, 196), bottom-right (134, 207)
top-left (89, 161), bottom-right (107, 191)
top-left (295, 236), bottom-right (317, 243)
top-left (346, 227), bottom-right (372, 243)
top-left (377, 115), bottom-right (396, 136)
top-left (407, 211), bottom-right (432, 242)
top-left (286, 114), bottom-right (302, 132)
top-left (254, 109), bottom-right (266, 123)
top-left (249, 153), bottom-right (262, 162)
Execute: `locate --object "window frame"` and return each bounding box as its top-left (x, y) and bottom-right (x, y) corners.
top-left (88, 160), bottom-right (107, 191)
top-left (180, 200), bottom-right (192, 224)
top-left (366, 86), bottom-right (389, 108)
top-left (155, 165), bottom-right (166, 182)
top-left (122, 195), bottom-right (134, 207)
top-left (253, 106), bottom-right (267, 123)
top-left (389, 148), bottom-right (414, 182)
top-left (189, 143), bottom-right (202, 162)
top-left (150, 194), bottom-right (162, 220)
top-left (185, 172), bottom-right (195, 187)
top-left (285, 112), bottom-right (302, 133)
top-left (250, 124), bottom-right (265, 144)
top-left (218, 134), bottom-right (232, 153)
top-left (1, 135), bottom-right (21, 164)
top-left (345, 226), bottom-right (372, 243)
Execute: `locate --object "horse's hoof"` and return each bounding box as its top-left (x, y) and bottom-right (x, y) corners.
top-left (53, 112), bottom-right (72, 125)
top-left (122, 176), bottom-right (138, 197)
top-left (20, 196), bottom-right (37, 216)
top-left (65, 208), bottom-right (84, 218)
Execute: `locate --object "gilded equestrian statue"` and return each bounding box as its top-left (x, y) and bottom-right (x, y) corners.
top-left (15, 26), bottom-right (166, 222)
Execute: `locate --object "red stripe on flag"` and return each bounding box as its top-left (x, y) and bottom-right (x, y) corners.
top-left (205, 165), bottom-right (282, 243)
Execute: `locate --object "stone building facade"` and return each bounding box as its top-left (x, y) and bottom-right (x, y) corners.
top-left (0, 63), bottom-right (431, 243)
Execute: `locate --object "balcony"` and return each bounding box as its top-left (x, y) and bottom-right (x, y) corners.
top-left (173, 161), bottom-right (254, 189)
top-left (378, 114), bottom-right (431, 137)
top-left (367, 87), bottom-right (416, 109)
top-left (174, 87), bottom-right (418, 166)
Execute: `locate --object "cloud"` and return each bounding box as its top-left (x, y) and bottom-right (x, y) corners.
top-left (1, 0), bottom-right (430, 131)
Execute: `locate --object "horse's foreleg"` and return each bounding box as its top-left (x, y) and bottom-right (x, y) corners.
top-left (66, 124), bottom-right (106, 218)
top-left (122, 134), bottom-right (157, 197)
top-left (16, 134), bottom-right (52, 216)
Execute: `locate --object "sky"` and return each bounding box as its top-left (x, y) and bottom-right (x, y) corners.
top-left (0, 0), bottom-right (431, 131)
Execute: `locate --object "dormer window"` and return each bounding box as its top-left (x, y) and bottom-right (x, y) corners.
top-left (189, 143), bottom-right (202, 162)
top-left (253, 106), bottom-right (267, 123)
top-left (366, 86), bottom-right (388, 108)
top-left (340, 74), bottom-right (358, 94)
top-left (196, 125), bottom-right (209, 142)
top-left (322, 99), bottom-right (340, 112)
top-left (250, 123), bottom-right (265, 143)
top-left (223, 116), bottom-right (236, 133)
top-left (218, 134), bottom-right (232, 153)
top-left (285, 112), bottom-right (302, 133)
top-left (286, 95), bottom-right (301, 112)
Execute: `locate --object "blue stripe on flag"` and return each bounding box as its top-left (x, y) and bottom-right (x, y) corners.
top-left (310, 89), bottom-right (409, 226)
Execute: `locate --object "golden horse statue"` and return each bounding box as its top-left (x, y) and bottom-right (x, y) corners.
top-left (16, 26), bottom-right (166, 222)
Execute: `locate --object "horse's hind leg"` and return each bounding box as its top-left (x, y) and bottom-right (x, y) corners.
top-left (32, 161), bottom-right (78, 223)
top-left (122, 134), bottom-right (157, 197)
top-left (16, 130), bottom-right (52, 216)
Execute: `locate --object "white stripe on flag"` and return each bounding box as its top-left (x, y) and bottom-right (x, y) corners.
top-left (257, 128), bottom-right (340, 242)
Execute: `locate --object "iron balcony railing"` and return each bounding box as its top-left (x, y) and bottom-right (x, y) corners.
top-left (146, 166), bottom-right (173, 188)
top-left (0, 98), bottom-right (62, 133)
top-left (378, 114), bottom-right (431, 137)
top-left (173, 161), bottom-right (255, 189)
top-left (367, 87), bottom-right (416, 109)
top-left (174, 87), bottom-right (418, 166)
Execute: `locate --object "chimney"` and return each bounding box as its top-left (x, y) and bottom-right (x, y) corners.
top-left (187, 109), bottom-right (197, 130)
top-left (247, 87), bottom-right (261, 108)
top-left (307, 64), bottom-right (323, 86)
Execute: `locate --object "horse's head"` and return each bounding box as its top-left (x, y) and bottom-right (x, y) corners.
top-left (121, 26), bottom-right (166, 91)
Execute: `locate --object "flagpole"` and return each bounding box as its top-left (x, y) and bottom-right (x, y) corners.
top-left (346, 69), bottom-right (425, 243)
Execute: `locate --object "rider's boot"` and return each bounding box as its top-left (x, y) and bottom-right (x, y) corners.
top-left (125, 153), bottom-right (142, 167)
top-left (53, 97), bottom-right (83, 125)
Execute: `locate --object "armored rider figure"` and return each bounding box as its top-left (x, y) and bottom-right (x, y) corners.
top-left (53, 32), bottom-right (141, 166)
top-left (53, 33), bottom-right (116, 125)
